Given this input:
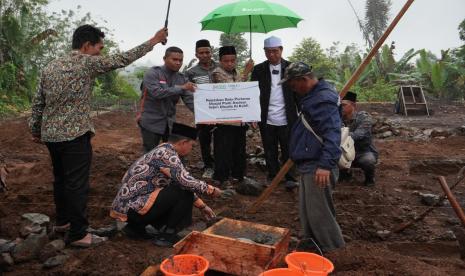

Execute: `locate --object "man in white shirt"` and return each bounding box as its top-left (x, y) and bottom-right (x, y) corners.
top-left (251, 36), bottom-right (299, 190)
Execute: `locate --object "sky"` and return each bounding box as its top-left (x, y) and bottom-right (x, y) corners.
top-left (46, 0), bottom-right (465, 69)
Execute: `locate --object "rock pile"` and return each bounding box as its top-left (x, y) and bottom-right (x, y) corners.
top-left (0, 213), bottom-right (116, 273)
top-left (372, 115), bottom-right (465, 141)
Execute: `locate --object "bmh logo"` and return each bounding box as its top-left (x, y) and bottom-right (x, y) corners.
top-left (242, 8), bottom-right (265, 12)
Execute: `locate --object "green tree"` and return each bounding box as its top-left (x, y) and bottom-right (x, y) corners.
top-left (459, 18), bottom-right (465, 42)
top-left (364, 0), bottom-right (391, 46)
top-left (288, 37), bottom-right (336, 78)
top-left (363, 0), bottom-right (391, 77)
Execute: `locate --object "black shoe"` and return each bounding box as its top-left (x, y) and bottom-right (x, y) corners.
top-left (364, 178), bottom-right (376, 187)
top-left (122, 225), bottom-right (154, 240)
top-left (339, 170), bottom-right (353, 182)
top-left (153, 232), bottom-right (181, 248)
top-left (284, 180), bottom-right (299, 191)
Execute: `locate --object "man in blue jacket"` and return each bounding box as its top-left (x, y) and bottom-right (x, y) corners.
top-left (281, 62), bottom-right (345, 252)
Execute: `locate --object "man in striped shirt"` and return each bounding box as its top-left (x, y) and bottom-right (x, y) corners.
top-left (186, 40), bottom-right (218, 179)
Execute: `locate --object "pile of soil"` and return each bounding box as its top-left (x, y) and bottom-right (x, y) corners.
top-left (1, 103), bottom-right (465, 275)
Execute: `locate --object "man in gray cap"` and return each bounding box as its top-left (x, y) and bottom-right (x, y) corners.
top-left (186, 40), bottom-right (218, 179)
top-left (251, 36), bottom-right (298, 190)
top-left (282, 62), bottom-right (345, 252)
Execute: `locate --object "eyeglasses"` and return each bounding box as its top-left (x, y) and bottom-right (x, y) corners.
top-left (264, 48), bottom-right (281, 55)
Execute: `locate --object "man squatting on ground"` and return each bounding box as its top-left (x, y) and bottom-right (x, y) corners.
top-left (282, 62), bottom-right (345, 252)
top-left (186, 39), bottom-right (218, 179)
top-left (251, 36), bottom-right (299, 190)
top-left (111, 123), bottom-right (224, 247)
top-left (29, 25), bottom-right (168, 247)
top-left (138, 47), bottom-right (197, 153)
top-left (210, 46), bottom-right (255, 187)
top-left (340, 91), bottom-right (378, 186)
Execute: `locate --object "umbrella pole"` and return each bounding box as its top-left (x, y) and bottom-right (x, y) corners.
top-left (249, 15), bottom-right (252, 59)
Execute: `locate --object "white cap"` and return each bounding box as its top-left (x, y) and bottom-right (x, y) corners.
top-left (264, 36), bottom-right (282, 48)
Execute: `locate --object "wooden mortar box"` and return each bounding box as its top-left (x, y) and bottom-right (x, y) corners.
top-left (173, 218), bottom-right (290, 275)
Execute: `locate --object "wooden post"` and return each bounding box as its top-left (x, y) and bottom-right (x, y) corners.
top-left (339, 0), bottom-right (416, 99)
top-left (438, 176), bottom-right (465, 228)
top-left (247, 0), bottom-right (416, 213)
top-left (246, 159), bottom-right (294, 213)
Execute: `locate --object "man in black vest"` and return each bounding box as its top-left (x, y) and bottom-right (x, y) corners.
top-left (251, 36), bottom-right (298, 190)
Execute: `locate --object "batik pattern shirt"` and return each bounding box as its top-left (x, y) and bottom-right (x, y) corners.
top-left (110, 143), bottom-right (215, 221)
top-left (211, 66), bottom-right (239, 83)
top-left (29, 41), bottom-right (154, 142)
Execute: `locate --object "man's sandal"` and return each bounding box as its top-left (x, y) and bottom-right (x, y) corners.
top-left (70, 233), bottom-right (107, 248)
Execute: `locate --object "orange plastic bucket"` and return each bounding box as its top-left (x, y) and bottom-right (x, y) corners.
top-left (285, 252), bottom-right (334, 275)
top-left (258, 268), bottom-right (304, 276)
top-left (160, 254), bottom-right (209, 276)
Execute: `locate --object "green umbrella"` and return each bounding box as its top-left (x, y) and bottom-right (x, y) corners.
top-left (200, 0), bottom-right (302, 57)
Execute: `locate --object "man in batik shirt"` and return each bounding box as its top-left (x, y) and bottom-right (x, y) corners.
top-left (29, 25), bottom-right (168, 247)
top-left (111, 123), bottom-right (223, 247)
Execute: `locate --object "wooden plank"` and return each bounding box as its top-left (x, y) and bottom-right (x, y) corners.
top-left (204, 218), bottom-right (288, 236)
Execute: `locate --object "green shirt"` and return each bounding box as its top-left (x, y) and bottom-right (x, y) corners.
top-left (29, 41), bottom-right (153, 142)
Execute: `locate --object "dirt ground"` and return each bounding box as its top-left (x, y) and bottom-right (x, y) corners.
top-left (1, 102), bottom-right (465, 275)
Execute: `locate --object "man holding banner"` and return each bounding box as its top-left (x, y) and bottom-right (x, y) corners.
top-left (138, 47), bottom-right (196, 153)
top-left (186, 39), bottom-right (218, 179)
top-left (209, 46), bottom-right (254, 187)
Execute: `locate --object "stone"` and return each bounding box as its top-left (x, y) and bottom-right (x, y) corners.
top-left (438, 230), bottom-right (456, 241)
top-left (39, 239), bottom-right (65, 262)
top-left (0, 253), bottom-right (14, 267)
top-left (431, 128), bottom-right (451, 138)
top-left (420, 193), bottom-right (440, 206)
top-left (248, 157), bottom-right (266, 167)
top-left (445, 218), bottom-right (460, 226)
top-left (20, 223), bottom-right (44, 238)
top-left (12, 230), bottom-right (48, 263)
top-left (43, 254), bottom-right (69, 269)
top-left (87, 224), bottom-right (117, 237)
top-left (412, 134), bottom-right (429, 141)
top-left (0, 239), bottom-right (8, 249)
top-left (376, 125), bottom-right (391, 134)
top-left (0, 240), bottom-right (17, 253)
top-left (381, 131), bottom-right (393, 138)
top-left (422, 129), bottom-right (433, 136)
top-left (394, 188), bottom-right (402, 193)
top-left (376, 230), bottom-right (391, 240)
top-left (115, 221), bottom-right (127, 232)
top-left (21, 213), bottom-right (50, 227)
top-left (194, 161), bottom-right (205, 170)
top-left (235, 177), bottom-right (264, 196)
top-left (220, 188), bottom-right (237, 199)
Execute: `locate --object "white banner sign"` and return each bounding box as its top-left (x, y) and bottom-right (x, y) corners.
top-left (194, 82), bottom-right (261, 124)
